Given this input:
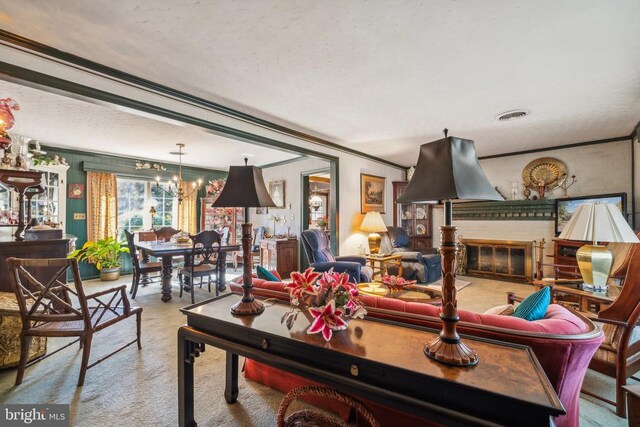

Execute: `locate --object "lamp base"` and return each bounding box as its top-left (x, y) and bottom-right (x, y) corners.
top-left (231, 222), bottom-right (265, 316)
top-left (230, 298), bottom-right (265, 316)
top-left (424, 336), bottom-right (478, 367)
top-left (576, 244), bottom-right (612, 287)
top-left (368, 232), bottom-right (382, 254)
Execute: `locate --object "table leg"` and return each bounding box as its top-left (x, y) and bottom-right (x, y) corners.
top-left (397, 259), bottom-right (403, 277)
top-left (161, 255), bottom-right (174, 302)
top-left (218, 251), bottom-right (228, 292)
top-left (178, 328), bottom-right (203, 427)
top-left (140, 250), bottom-right (152, 285)
top-left (225, 351), bottom-right (239, 404)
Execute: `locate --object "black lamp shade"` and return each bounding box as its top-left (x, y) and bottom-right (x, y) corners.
top-left (397, 136), bottom-right (502, 203)
top-left (211, 165), bottom-right (277, 208)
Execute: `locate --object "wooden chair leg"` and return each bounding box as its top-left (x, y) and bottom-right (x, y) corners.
top-left (15, 335), bottom-right (31, 385)
top-left (191, 283), bottom-right (195, 305)
top-left (131, 272), bottom-right (140, 299)
top-left (136, 311), bottom-right (142, 350)
top-left (617, 361), bottom-right (628, 417)
top-left (179, 272), bottom-right (184, 299)
top-left (78, 333), bottom-right (93, 387)
top-left (129, 272), bottom-right (135, 295)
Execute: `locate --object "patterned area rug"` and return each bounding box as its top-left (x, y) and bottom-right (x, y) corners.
top-left (425, 279), bottom-right (471, 292)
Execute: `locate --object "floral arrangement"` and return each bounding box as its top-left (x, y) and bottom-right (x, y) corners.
top-left (207, 178), bottom-right (227, 199)
top-left (381, 274), bottom-right (416, 291)
top-left (315, 216), bottom-right (328, 229)
top-left (282, 268), bottom-right (367, 341)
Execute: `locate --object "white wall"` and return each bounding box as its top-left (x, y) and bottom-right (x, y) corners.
top-left (634, 135), bottom-right (640, 227)
top-left (251, 157), bottom-right (404, 255)
top-left (481, 140), bottom-right (632, 205)
top-left (251, 157), bottom-right (330, 235)
top-left (431, 140), bottom-right (634, 276)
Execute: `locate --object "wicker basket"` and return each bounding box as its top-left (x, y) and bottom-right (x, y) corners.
top-left (276, 385), bottom-right (380, 427)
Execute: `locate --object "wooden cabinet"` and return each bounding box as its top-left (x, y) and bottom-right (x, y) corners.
top-left (550, 239), bottom-right (583, 278)
top-left (392, 181), bottom-right (433, 250)
top-left (259, 238), bottom-right (298, 279)
top-left (0, 235), bottom-right (76, 292)
top-left (200, 198), bottom-right (244, 245)
top-left (0, 165), bottom-right (69, 232)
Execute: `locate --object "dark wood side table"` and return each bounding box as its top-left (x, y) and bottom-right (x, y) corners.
top-left (531, 279), bottom-right (618, 313)
top-left (179, 294), bottom-right (564, 427)
top-left (259, 238), bottom-right (298, 279)
top-left (624, 385), bottom-right (640, 426)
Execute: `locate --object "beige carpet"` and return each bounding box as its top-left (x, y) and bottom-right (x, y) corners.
top-left (427, 278), bottom-right (472, 292)
top-left (0, 274), bottom-right (631, 426)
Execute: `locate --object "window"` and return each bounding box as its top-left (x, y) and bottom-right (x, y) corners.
top-left (117, 177), bottom-right (177, 239)
top-left (150, 183), bottom-right (175, 228)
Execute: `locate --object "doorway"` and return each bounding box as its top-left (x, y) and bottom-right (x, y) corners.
top-left (300, 169), bottom-right (333, 269)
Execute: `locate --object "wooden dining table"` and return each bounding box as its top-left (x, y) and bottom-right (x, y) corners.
top-left (135, 241), bottom-right (241, 302)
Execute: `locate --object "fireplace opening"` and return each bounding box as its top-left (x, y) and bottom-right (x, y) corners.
top-left (463, 239), bottom-right (533, 282)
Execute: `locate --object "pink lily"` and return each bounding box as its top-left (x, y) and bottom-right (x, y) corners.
top-left (307, 300), bottom-right (347, 341)
top-left (287, 268), bottom-right (321, 299)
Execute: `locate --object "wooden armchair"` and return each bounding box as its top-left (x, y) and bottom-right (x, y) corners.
top-left (7, 257), bottom-right (142, 387)
top-left (579, 248), bottom-right (640, 417)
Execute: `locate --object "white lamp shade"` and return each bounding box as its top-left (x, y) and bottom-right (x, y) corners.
top-left (558, 203), bottom-right (639, 243)
top-left (360, 211), bottom-right (388, 233)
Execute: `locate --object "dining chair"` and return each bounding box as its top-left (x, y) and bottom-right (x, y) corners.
top-left (153, 226), bottom-right (181, 242)
top-left (7, 257), bottom-right (142, 387)
top-left (178, 230), bottom-right (222, 304)
top-left (124, 230), bottom-right (162, 298)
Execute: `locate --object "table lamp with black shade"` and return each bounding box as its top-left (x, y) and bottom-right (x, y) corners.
top-left (212, 158), bottom-right (276, 315)
top-left (397, 130), bottom-right (502, 366)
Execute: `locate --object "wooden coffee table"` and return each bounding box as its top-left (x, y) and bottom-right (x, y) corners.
top-left (358, 283), bottom-right (441, 305)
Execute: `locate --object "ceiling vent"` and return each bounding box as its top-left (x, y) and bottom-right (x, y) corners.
top-left (496, 110), bottom-right (528, 121)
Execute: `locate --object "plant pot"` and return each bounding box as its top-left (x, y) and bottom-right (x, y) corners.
top-left (100, 267), bottom-right (121, 281)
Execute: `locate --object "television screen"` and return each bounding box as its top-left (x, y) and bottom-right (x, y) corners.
top-left (555, 193), bottom-right (627, 236)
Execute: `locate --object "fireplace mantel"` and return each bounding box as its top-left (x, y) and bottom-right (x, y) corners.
top-left (453, 200), bottom-right (555, 221)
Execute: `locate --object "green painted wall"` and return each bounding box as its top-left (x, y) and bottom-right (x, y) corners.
top-left (43, 145), bottom-right (227, 279)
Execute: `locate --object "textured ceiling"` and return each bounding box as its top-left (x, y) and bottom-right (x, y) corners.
top-left (0, 80), bottom-right (298, 169)
top-left (0, 1), bottom-right (639, 165)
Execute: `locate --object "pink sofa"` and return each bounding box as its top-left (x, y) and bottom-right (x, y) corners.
top-left (230, 276), bottom-right (603, 427)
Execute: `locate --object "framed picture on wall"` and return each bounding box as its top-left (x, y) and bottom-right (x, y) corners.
top-left (256, 207), bottom-right (268, 215)
top-left (554, 192), bottom-right (627, 236)
top-left (269, 180), bottom-right (285, 208)
top-left (68, 183), bottom-right (85, 199)
top-left (360, 173), bottom-right (385, 213)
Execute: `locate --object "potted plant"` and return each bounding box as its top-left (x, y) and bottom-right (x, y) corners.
top-left (69, 237), bottom-right (130, 281)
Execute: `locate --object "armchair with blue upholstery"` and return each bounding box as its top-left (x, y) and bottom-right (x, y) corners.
top-left (380, 226), bottom-right (442, 283)
top-left (300, 229), bottom-right (373, 283)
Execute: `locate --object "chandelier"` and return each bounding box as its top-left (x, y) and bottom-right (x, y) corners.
top-left (155, 143), bottom-right (202, 204)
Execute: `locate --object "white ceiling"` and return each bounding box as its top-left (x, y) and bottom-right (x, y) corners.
top-left (0, 1), bottom-right (639, 165)
top-left (0, 80), bottom-right (298, 169)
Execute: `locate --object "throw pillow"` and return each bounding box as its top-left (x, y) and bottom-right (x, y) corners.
top-left (256, 265), bottom-right (280, 282)
top-left (483, 304), bottom-right (514, 316)
top-left (513, 286), bottom-right (551, 321)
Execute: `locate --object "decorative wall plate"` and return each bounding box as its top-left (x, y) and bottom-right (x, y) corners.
top-left (415, 207), bottom-right (426, 219)
top-left (416, 224), bottom-right (426, 235)
top-left (521, 157), bottom-right (567, 190)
